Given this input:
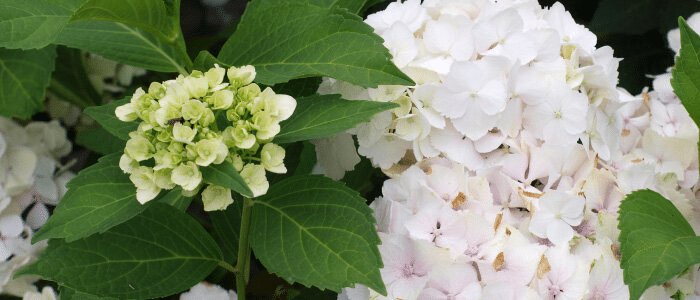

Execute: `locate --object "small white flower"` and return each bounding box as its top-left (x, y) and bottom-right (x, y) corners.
top-left (528, 190), bottom-right (584, 245)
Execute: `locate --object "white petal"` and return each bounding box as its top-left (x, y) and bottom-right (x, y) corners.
top-left (546, 220), bottom-right (574, 245)
top-left (0, 215), bottom-right (23, 238)
top-left (26, 203), bottom-right (50, 230)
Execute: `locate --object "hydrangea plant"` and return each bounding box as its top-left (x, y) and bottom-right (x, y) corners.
top-left (0, 0), bottom-right (699, 299)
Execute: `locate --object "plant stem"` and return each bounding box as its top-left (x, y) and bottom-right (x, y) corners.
top-left (235, 196), bottom-right (254, 300)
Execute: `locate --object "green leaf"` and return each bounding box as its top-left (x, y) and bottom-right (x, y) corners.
top-left (20, 203), bottom-right (223, 299)
top-left (55, 20), bottom-right (188, 73)
top-left (76, 127), bottom-right (126, 155)
top-left (618, 189), bottom-right (700, 300)
top-left (245, 0), bottom-right (371, 15)
top-left (590, 0), bottom-right (700, 36)
top-left (210, 194), bottom-right (244, 264)
top-left (70, 0), bottom-right (173, 38)
top-left (59, 286), bottom-right (121, 300)
top-left (201, 161), bottom-right (254, 198)
top-left (275, 94), bottom-right (397, 144)
top-left (0, 45), bottom-right (57, 119)
top-left (249, 175), bottom-right (385, 294)
top-left (33, 153), bottom-right (190, 242)
top-left (0, 0), bottom-right (88, 49)
top-left (48, 46), bottom-right (103, 109)
top-left (271, 77), bottom-right (323, 99)
top-left (83, 97), bottom-right (138, 141)
top-left (218, 2), bottom-right (413, 87)
top-left (671, 17), bottom-right (700, 129)
top-left (192, 50), bottom-right (229, 73)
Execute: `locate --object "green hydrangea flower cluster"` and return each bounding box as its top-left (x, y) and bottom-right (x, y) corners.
top-left (115, 65), bottom-right (296, 210)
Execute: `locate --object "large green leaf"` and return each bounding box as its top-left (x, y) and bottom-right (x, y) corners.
top-left (20, 203), bottom-right (223, 299)
top-left (210, 194), bottom-right (244, 264)
top-left (218, 1), bottom-right (413, 88)
top-left (55, 20), bottom-right (188, 73)
top-left (201, 161), bottom-right (254, 198)
top-left (0, 0), bottom-right (88, 49)
top-left (245, 0), bottom-right (372, 15)
top-left (618, 189), bottom-right (700, 300)
top-left (274, 94), bottom-right (397, 144)
top-left (590, 0), bottom-right (700, 36)
top-left (76, 127), bottom-right (126, 155)
top-left (33, 153), bottom-right (191, 243)
top-left (83, 97), bottom-right (138, 141)
top-left (249, 175), bottom-right (386, 294)
top-left (0, 45), bottom-right (57, 119)
top-left (59, 286), bottom-right (120, 300)
top-left (671, 17), bottom-right (700, 128)
top-left (70, 0), bottom-right (173, 38)
top-left (49, 46), bottom-right (102, 109)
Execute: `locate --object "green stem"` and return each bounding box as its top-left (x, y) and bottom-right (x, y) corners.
top-left (235, 196), bottom-right (254, 300)
top-left (218, 261), bottom-right (237, 274)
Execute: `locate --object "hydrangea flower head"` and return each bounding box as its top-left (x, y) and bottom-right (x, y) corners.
top-left (116, 65), bottom-right (296, 207)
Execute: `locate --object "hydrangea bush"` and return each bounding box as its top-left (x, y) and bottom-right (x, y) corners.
top-left (0, 0), bottom-right (699, 299)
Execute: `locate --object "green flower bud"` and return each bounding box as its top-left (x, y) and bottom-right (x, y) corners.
top-left (201, 184), bottom-right (233, 211)
top-left (183, 73), bottom-right (209, 99)
top-left (115, 103), bottom-right (138, 122)
top-left (171, 161), bottom-right (202, 191)
top-left (227, 65), bottom-right (256, 89)
top-left (130, 88), bottom-right (147, 105)
top-left (239, 163), bottom-right (268, 197)
top-left (232, 124), bottom-right (256, 149)
top-left (125, 135), bottom-right (155, 161)
top-left (130, 166), bottom-right (161, 204)
top-left (205, 65), bottom-right (226, 88)
top-left (185, 144), bottom-right (197, 161)
top-left (181, 99), bottom-right (208, 123)
top-left (153, 168), bottom-right (176, 189)
top-left (154, 149), bottom-right (182, 170)
top-left (230, 153), bottom-right (244, 171)
top-left (226, 108), bottom-right (241, 122)
top-left (261, 143), bottom-right (286, 174)
top-left (182, 185), bottom-right (201, 197)
top-left (156, 128), bottom-right (173, 143)
top-left (194, 139), bottom-right (229, 166)
top-left (207, 89), bottom-right (234, 110)
top-left (236, 83), bottom-right (261, 104)
top-left (164, 80), bottom-right (190, 105)
top-left (251, 111), bottom-right (280, 140)
top-left (222, 126), bottom-right (237, 148)
top-left (119, 154), bottom-right (139, 174)
top-left (255, 87), bottom-right (296, 121)
top-left (197, 107), bottom-right (216, 127)
top-left (148, 82), bottom-right (166, 99)
top-left (172, 123), bottom-right (197, 144)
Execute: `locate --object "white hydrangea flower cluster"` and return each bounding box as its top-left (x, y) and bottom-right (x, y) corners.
top-left (317, 0), bottom-right (621, 176)
top-left (115, 65), bottom-right (296, 209)
top-left (332, 2), bottom-right (700, 300)
top-left (180, 282), bottom-right (237, 300)
top-left (0, 117), bottom-right (73, 297)
top-left (47, 53), bottom-right (147, 129)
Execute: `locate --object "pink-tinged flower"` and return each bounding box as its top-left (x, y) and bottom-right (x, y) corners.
top-left (533, 246), bottom-right (589, 300)
top-left (404, 202), bottom-right (468, 257)
top-left (528, 190), bottom-right (584, 246)
top-left (379, 234), bottom-right (433, 300)
top-left (433, 59), bottom-right (508, 140)
top-left (418, 263), bottom-right (481, 300)
top-left (585, 250), bottom-right (629, 300)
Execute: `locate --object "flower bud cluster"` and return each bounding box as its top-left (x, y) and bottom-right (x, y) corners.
top-left (116, 65), bottom-right (296, 209)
